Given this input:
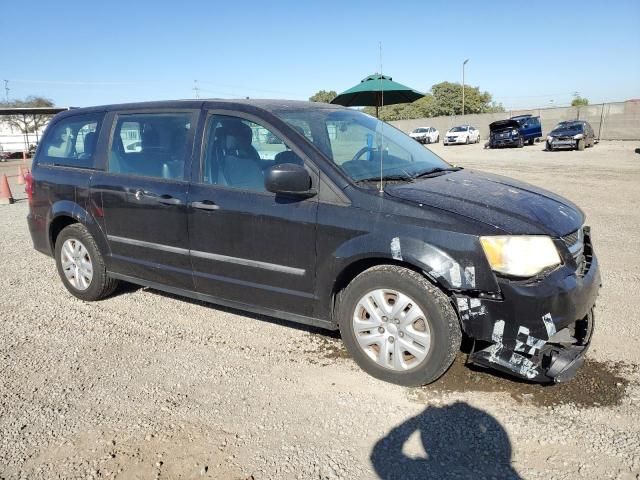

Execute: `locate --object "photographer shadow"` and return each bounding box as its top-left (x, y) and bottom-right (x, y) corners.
top-left (371, 401), bottom-right (521, 480)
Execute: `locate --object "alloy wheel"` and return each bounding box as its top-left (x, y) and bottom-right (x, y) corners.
top-left (60, 238), bottom-right (94, 291)
top-left (352, 289), bottom-right (431, 371)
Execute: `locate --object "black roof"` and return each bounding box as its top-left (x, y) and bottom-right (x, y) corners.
top-left (0, 107), bottom-right (70, 116)
top-left (52, 99), bottom-right (345, 120)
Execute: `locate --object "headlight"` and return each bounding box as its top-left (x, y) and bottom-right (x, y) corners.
top-left (480, 236), bottom-right (561, 277)
top-left (511, 129), bottom-right (518, 135)
top-left (573, 133), bottom-right (584, 139)
top-left (547, 135), bottom-right (554, 142)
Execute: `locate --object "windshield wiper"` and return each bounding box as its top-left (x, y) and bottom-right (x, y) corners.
top-left (355, 174), bottom-right (414, 184)
top-left (413, 166), bottom-right (463, 179)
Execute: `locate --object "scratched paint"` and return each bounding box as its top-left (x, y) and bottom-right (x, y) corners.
top-left (390, 237), bottom-right (402, 261)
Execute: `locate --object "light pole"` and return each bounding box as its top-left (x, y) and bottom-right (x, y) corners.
top-left (462, 59), bottom-right (469, 116)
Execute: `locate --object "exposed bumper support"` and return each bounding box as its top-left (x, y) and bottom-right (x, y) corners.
top-left (454, 231), bottom-right (601, 383)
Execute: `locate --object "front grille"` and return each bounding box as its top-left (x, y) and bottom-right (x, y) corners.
top-left (562, 230), bottom-right (581, 249)
top-left (562, 227), bottom-right (593, 277)
top-left (562, 228), bottom-right (586, 271)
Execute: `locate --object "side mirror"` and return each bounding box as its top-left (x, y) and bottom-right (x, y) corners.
top-left (265, 163), bottom-right (315, 196)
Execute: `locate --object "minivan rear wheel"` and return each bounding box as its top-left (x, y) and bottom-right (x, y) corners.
top-left (337, 265), bottom-right (461, 386)
top-left (55, 224), bottom-right (119, 301)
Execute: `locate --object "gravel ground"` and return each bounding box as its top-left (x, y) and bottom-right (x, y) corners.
top-left (1, 141), bottom-right (640, 480)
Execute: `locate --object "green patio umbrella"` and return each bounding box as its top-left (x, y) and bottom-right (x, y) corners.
top-left (330, 74), bottom-right (425, 117)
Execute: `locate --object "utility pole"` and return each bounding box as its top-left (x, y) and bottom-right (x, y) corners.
top-left (4, 80), bottom-right (9, 102)
top-left (462, 59), bottom-right (469, 116)
top-left (193, 80), bottom-right (200, 99)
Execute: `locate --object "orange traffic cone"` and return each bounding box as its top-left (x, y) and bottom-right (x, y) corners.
top-left (0, 174), bottom-right (14, 205)
top-left (17, 166), bottom-right (25, 185)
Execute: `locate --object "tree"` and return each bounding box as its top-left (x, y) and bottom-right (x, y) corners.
top-left (362, 82), bottom-right (504, 121)
top-left (309, 90), bottom-right (337, 103)
top-left (571, 95), bottom-right (589, 107)
top-left (430, 81), bottom-right (501, 116)
top-left (0, 96), bottom-right (56, 134)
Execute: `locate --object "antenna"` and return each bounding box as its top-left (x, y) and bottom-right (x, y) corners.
top-left (193, 80), bottom-right (200, 99)
top-left (4, 80), bottom-right (9, 102)
top-left (379, 41), bottom-right (384, 194)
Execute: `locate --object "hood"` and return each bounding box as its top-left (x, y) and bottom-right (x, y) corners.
top-left (550, 127), bottom-right (582, 137)
top-left (489, 119), bottom-right (520, 132)
top-left (410, 131), bottom-right (426, 137)
top-left (385, 170), bottom-right (584, 236)
top-left (446, 130), bottom-right (466, 136)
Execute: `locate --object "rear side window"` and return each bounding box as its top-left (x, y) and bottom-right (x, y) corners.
top-left (108, 113), bottom-right (192, 180)
top-left (40, 113), bottom-right (104, 168)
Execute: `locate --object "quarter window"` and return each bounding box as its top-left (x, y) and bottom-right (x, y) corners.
top-left (201, 115), bottom-right (304, 192)
top-left (40, 113), bottom-right (104, 168)
top-left (108, 113), bottom-right (192, 180)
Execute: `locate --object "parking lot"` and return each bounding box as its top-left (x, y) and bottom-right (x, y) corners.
top-left (1, 141), bottom-right (640, 479)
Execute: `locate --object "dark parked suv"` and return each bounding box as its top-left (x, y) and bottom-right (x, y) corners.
top-left (488, 114), bottom-right (542, 148)
top-left (546, 120), bottom-right (596, 151)
top-left (27, 100), bottom-right (600, 386)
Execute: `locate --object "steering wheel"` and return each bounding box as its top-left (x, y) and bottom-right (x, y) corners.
top-left (351, 146), bottom-right (377, 162)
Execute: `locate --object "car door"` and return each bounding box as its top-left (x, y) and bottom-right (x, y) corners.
top-left (187, 110), bottom-right (319, 317)
top-left (91, 108), bottom-right (199, 290)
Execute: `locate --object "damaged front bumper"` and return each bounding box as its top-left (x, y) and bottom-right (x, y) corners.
top-left (455, 232), bottom-right (601, 383)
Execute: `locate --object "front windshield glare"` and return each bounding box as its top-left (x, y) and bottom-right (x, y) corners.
top-left (273, 108), bottom-right (450, 182)
top-left (450, 126), bottom-right (467, 132)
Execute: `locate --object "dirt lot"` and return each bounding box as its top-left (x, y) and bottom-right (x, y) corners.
top-left (1, 141), bottom-right (640, 480)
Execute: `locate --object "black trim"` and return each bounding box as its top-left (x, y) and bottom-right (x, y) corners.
top-left (107, 271), bottom-right (335, 330)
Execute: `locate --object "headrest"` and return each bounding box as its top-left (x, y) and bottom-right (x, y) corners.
top-left (83, 132), bottom-right (97, 155)
top-left (217, 120), bottom-right (253, 146)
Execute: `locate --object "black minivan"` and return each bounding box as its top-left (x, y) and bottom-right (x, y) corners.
top-left (27, 100), bottom-right (600, 386)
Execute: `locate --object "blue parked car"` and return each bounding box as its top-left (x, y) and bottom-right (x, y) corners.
top-left (488, 114), bottom-right (542, 148)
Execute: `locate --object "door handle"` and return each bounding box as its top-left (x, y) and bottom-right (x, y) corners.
top-left (134, 189), bottom-right (182, 206)
top-left (191, 200), bottom-right (220, 211)
top-left (157, 195), bottom-right (182, 206)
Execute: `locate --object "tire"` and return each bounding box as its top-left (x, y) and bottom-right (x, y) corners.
top-left (546, 141), bottom-right (553, 151)
top-left (465, 136), bottom-right (470, 145)
top-left (528, 138), bottom-right (534, 146)
top-left (577, 139), bottom-right (585, 151)
top-left (55, 224), bottom-right (119, 301)
top-left (337, 265), bottom-right (462, 386)
top-left (436, 135), bottom-right (439, 143)
top-left (517, 137), bottom-right (524, 148)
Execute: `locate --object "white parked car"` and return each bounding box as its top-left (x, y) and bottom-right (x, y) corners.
top-left (409, 127), bottom-right (440, 144)
top-left (444, 125), bottom-right (481, 145)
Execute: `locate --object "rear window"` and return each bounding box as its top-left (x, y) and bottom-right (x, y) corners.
top-left (39, 113), bottom-right (104, 168)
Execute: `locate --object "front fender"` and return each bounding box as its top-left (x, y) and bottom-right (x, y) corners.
top-left (331, 232), bottom-right (498, 292)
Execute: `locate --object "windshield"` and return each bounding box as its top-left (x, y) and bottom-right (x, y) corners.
top-left (272, 108), bottom-right (450, 182)
top-left (449, 126), bottom-right (467, 132)
top-left (556, 122), bottom-right (583, 132)
top-left (412, 128), bottom-right (428, 133)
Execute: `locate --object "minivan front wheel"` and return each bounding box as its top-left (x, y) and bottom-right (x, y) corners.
top-left (337, 265), bottom-right (461, 386)
top-left (55, 224), bottom-right (119, 301)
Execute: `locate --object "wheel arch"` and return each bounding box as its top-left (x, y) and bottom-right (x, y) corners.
top-left (330, 256), bottom-right (451, 323)
top-left (47, 201), bottom-right (110, 256)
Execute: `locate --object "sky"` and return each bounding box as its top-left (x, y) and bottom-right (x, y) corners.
top-left (1, 0), bottom-right (639, 109)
